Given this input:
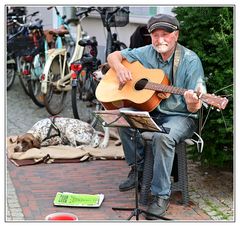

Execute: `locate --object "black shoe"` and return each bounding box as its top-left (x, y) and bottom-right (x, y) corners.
top-left (119, 166), bottom-right (142, 192)
top-left (145, 196), bottom-right (170, 220)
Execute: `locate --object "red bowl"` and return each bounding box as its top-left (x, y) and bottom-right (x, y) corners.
top-left (45, 212), bottom-right (78, 221)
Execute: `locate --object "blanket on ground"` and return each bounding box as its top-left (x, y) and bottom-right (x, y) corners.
top-left (6, 136), bottom-right (124, 167)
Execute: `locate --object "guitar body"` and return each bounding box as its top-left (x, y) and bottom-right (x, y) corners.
top-left (96, 60), bottom-right (169, 111)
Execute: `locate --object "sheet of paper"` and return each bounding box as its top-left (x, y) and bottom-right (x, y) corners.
top-left (53, 192), bottom-right (104, 207)
top-left (94, 109), bottom-right (130, 127)
top-left (119, 108), bottom-right (163, 132)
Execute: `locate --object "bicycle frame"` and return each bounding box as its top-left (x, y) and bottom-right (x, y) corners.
top-left (41, 19), bottom-right (84, 94)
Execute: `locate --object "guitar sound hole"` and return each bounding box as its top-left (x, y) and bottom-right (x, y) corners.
top-left (135, 78), bottom-right (148, 90)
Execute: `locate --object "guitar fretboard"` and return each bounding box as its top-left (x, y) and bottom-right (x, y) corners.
top-left (145, 82), bottom-right (187, 95)
top-left (144, 81), bottom-right (228, 110)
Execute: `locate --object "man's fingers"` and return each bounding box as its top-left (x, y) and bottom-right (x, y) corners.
top-left (118, 70), bottom-right (132, 84)
top-left (184, 90), bottom-right (199, 103)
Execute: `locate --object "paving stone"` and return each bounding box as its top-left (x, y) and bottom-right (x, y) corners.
top-left (6, 77), bottom-right (234, 221)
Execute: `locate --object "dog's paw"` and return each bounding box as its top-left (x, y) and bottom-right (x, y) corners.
top-left (114, 140), bottom-right (122, 146)
top-left (76, 145), bottom-right (86, 149)
top-left (99, 141), bottom-right (108, 149)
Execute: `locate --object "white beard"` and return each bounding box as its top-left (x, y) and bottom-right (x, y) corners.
top-left (153, 44), bottom-right (170, 54)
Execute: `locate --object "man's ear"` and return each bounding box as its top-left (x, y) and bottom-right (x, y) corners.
top-left (174, 30), bottom-right (179, 41)
top-left (32, 138), bottom-right (41, 149)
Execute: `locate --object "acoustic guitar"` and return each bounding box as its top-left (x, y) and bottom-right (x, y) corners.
top-left (95, 60), bottom-right (228, 112)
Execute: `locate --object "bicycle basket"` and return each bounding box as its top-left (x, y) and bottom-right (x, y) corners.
top-left (101, 7), bottom-right (129, 27)
top-left (7, 35), bottom-right (44, 57)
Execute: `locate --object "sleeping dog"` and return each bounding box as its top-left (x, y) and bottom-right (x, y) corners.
top-left (93, 63), bottom-right (121, 148)
top-left (12, 117), bottom-right (101, 152)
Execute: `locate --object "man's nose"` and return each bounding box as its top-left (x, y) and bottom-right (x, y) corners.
top-left (157, 36), bottom-right (165, 42)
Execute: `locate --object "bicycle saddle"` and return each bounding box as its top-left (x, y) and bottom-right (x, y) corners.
top-left (48, 25), bottom-right (69, 36)
top-left (78, 36), bottom-right (98, 47)
top-left (29, 20), bottom-right (43, 30)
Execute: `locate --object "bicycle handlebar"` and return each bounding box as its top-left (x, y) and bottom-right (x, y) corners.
top-left (47, 6), bottom-right (67, 24)
top-left (12, 17), bottom-right (42, 28)
top-left (8, 11), bottom-right (39, 23)
top-left (76, 6), bottom-right (129, 16)
top-left (47, 6), bottom-right (60, 15)
top-left (75, 7), bottom-right (129, 24)
top-left (27, 11), bottom-right (39, 17)
top-left (75, 7), bottom-right (95, 17)
top-left (12, 19), bottom-right (26, 27)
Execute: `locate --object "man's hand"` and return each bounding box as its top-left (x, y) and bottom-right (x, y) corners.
top-left (184, 89), bottom-right (202, 113)
top-left (116, 64), bottom-right (132, 87)
top-left (107, 51), bottom-right (132, 89)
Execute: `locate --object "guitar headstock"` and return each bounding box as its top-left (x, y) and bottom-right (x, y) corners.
top-left (200, 93), bottom-right (229, 110)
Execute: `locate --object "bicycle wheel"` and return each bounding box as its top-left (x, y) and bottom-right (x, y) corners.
top-left (43, 54), bottom-right (68, 115)
top-left (27, 53), bottom-right (45, 107)
top-left (6, 59), bottom-right (16, 90)
top-left (28, 78), bottom-right (45, 107)
top-left (71, 68), bottom-right (101, 128)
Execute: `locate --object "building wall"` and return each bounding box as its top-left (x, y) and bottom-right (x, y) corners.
top-left (25, 6), bottom-right (174, 62)
top-left (77, 6), bottom-right (174, 62)
top-left (26, 6), bottom-right (53, 29)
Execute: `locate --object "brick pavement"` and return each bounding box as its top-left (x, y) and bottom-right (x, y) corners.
top-left (6, 172), bottom-right (24, 221)
top-left (7, 158), bottom-right (210, 221)
top-left (6, 77), bottom-right (234, 222)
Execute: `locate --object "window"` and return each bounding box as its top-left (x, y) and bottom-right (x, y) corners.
top-left (129, 6), bottom-right (174, 24)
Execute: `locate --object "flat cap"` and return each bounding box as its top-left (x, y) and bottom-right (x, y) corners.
top-left (147, 14), bottom-right (180, 33)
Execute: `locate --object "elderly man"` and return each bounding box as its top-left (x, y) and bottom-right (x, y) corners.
top-left (107, 13), bottom-right (206, 219)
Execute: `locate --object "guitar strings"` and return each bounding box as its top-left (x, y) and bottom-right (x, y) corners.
top-left (212, 84), bottom-right (233, 95)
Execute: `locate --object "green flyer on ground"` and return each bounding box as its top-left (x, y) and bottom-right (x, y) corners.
top-left (53, 192), bottom-right (104, 207)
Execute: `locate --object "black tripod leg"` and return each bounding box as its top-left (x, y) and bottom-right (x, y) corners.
top-left (112, 207), bottom-right (134, 211)
top-left (112, 207), bottom-right (137, 220)
top-left (127, 210), bottom-right (137, 220)
top-left (113, 207), bottom-right (170, 220)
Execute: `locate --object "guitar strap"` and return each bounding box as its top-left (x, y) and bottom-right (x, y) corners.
top-left (172, 43), bottom-right (203, 134)
top-left (172, 43), bottom-right (181, 83)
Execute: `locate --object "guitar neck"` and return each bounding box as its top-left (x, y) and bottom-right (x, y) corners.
top-left (145, 82), bottom-right (187, 95)
top-left (145, 81), bottom-right (228, 110)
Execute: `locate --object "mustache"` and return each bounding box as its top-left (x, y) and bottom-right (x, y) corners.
top-left (157, 42), bottom-right (168, 46)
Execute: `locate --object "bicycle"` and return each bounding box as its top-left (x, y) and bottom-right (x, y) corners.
top-left (99, 7), bottom-right (129, 60)
top-left (27, 7), bottom-right (77, 108)
top-left (70, 7), bottom-right (129, 126)
top-left (6, 12), bottom-right (25, 90)
top-left (6, 18), bottom-right (18, 90)
top-left (8, 15), bottom-right (50, 108)
top-left (46, 7), bottom-right (76, 60)
top-left (7, 11), bottom-right (42, 94)
top-left (41, 7), bottom-right (85, 115)
top-left (70, 29), bottom-right (101, 125)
